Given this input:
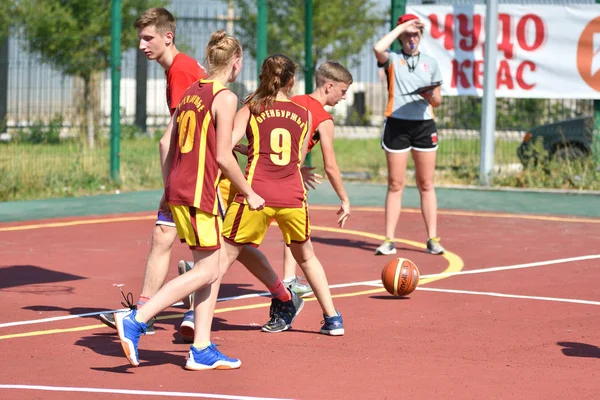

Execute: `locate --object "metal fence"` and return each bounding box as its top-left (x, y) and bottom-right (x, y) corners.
top-left (1, 0), bottom-right (597, 201)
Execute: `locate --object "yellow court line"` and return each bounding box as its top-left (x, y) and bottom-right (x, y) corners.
top-left (0, 324), bottom-right (107, 339)
top-left (0, 215), bottom-right (157, 232)
top-left (0, 226), bottom-right (463, 341)
top-left (1, 205), bottom-right (598, 233)
top-left (310, 205), bottom-right (600, 224)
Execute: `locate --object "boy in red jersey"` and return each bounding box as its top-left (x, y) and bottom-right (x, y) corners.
top-left (282, 61), bottom-right (354, 295)
top-left (221, 54), bottom-right (344, 335)
top-left (99, 7), bottom-right (207, 334)
top-left (114, 30), bottom-right (266, 370)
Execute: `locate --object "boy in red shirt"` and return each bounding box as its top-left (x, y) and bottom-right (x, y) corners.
top-left (280, 61), bottom-right (354, 296)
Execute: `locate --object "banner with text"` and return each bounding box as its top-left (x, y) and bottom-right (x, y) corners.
top-left (407, 5), bottom-right (600, 98)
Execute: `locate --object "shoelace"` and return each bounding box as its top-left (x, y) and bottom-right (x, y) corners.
top-left (268, 298), bottom-right (282, 320)
top-left (118, 286), bottom-right (137, 310)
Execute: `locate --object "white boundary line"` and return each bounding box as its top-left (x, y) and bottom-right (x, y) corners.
top-left (415, 287), bottom-right (600, 306)
top-left (1, 254), bottom-right (598, 329)
top-left (419, 254), bottom-right (600, 278)
top-left (0, 384), bottom-right (292, 400)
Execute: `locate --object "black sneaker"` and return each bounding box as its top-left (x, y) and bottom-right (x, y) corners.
top-left (99, 312), bottom-right (117, 329)
top-left (100, 312), bottom-right (155, 335)
top-left (261, 298), bottom-right (286, 332)
top-left (261, 289), bottom-right (304, 333)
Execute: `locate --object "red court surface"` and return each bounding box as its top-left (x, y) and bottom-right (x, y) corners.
top-left (1, 206), bottom-right (599, 399)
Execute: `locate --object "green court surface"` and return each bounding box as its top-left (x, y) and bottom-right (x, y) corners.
top-left (1, 183), bottom-right (598, 223)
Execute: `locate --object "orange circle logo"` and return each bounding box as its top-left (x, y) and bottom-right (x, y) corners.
top-left (578, 16), bottom-right (600, 92)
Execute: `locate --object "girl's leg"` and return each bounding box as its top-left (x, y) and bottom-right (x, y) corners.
top-left (135, 248), bottom-right (220, 323)
top-left (115, 248), bottom-right (220, 367)
top-left (237, 245), bottom-right (279, 288)
top-left (411, 149), bottom-right (438, 239)
top-left (191, 243), bottom-right (242, 347)
top-left (383, 150), bottom-right (411, 239)
top-left (281, 244), bottom-right (312, 296)
top-left (289, 239), bottom-right (336, 317)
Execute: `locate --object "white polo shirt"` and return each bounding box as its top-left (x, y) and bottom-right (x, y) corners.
top-left (378, 51), bottom-right (442, 121)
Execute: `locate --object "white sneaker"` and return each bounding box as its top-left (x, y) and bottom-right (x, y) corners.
top-left (178, 260), bottom-right (194, 308)
top-left (374, 240), bottom-right (396, 255)
top-left (426, 238), bottom-right (445, 255)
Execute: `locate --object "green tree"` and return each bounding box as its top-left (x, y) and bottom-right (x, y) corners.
top-left (0, 1), bottom-right (17, 134)
top-left (0, 0), bottom-right (15, 41)
top-left (14, 0), bottom-right (165, 148)
top-left (229, 0), bottom-right (382, 71)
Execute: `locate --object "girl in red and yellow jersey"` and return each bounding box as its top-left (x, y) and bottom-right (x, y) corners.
top-left (113, 30), bottom-right (265, 371)
top-left (221, 54), bottom-right (345, 336)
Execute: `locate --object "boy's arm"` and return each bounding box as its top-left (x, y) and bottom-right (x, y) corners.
top-left (300, 111), bottom-right (312, 165)
top-left (159, 112), bottom-right (177, 187)
top-left (317, 119), bottom-right (350, 228)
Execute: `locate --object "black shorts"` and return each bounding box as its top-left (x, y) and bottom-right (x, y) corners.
top-left (381, 118), bottom-right (438, 152)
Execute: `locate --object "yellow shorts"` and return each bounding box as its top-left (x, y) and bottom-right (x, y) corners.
top-left (216, 178), bottom-right (238, 218)
top-left (222, 202), bottom-right (311, 247)
top-left (169, 205), bottom-right (222, 251)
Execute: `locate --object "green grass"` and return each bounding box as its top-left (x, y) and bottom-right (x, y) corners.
top-left (1, 136), bottom-right (595, 202)
top-left (0, 138), bottom-right (162, 201)
top-left (308, 137), bottom-right (520, 184)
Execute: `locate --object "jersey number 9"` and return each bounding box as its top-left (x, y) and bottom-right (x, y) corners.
top-left (270, 128), bottom-right (292, 166)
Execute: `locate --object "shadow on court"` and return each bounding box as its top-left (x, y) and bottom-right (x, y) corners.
top-left (0, 265), bottom-right (86, 289)
top-left (311, 237), bottom-right (379, 252)
top-left (557, 342), bottom-right (600, 358)
top-left (311, 237), bottom-right (428, 255)
top-left (217, 282), bottom-right (267, 298)
top-left (75, 333), bottom-right (190, 372)
top-left (23, 305), bottom-right (121, 317)
top-left (151, 316), bottom-right (263, 340)
top-left (369, 295), bottom-right (413, 301)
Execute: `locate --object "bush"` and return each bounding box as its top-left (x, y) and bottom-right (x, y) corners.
top-left (495, 139), bottom-right (599, 190)
top-left (12, 115), bottom-right (63, 144)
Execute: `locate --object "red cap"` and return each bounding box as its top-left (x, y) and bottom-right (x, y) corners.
top-left (397, 13), bottom-right (419, 25)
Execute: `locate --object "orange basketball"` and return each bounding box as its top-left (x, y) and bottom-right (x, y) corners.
top-left (381, 258), bottom-right (420, 297)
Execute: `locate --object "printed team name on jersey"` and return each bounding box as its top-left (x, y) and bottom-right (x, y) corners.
top-left (255, 109), bottom-right (306, 129)
top-left (178, 94), bottom-right (205, 112)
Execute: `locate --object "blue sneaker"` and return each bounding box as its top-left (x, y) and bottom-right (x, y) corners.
top-left (114, 310), bottom-right (147, 366)
top-left (185, 343), bottom-right (241, 370)
top-left (320, 312), bottom-right (344, 336)
top-left (180, 310), bottom-right (194, 343)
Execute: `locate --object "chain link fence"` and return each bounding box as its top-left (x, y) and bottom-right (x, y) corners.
top-left (1, 0), bottom-right (598, 201)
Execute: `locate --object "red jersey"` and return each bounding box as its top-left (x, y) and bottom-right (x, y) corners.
top-left (165, 80), bottom-right (227, 215)
top-left (234, 100), bottom-right (309, 208)
top-left (291, 94), bottom-right (333, 153)
top-left (166, 53), bottom-right (208, 115)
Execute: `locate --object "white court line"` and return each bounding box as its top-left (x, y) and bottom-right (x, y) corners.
top-left (337, 254), bottom-right (600, 288)
top-left (2, 254), bottom-right (598, 329)
top-left (419, 254), bottom-right (600, 279)
top-left (416, 287), bottom-right (600, 306)
top-left (0, 384), bottom-right (292, 400)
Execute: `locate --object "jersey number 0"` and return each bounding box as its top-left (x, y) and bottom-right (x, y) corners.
top-left (177, 110), bottom-right (197, 154)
